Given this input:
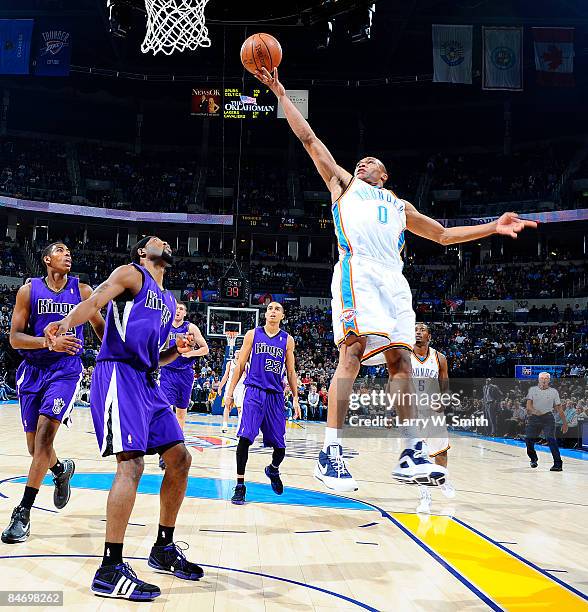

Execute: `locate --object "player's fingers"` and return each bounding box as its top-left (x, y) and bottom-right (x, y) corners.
top-left (260, 67), bottom-right (272, 80)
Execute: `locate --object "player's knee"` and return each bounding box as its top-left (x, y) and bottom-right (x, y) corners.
top-left (34, 420), bottom-right (57, 451)
top-left (118, 454), bottom-right (145, 481)
top-left (339, 346), bottom-right (363, 372)
top-left (385, 349), bottom-right (412, 376)
top-left (167, 444), bottom-right (191, 474)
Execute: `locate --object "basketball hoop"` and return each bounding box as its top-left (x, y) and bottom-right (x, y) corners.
top-left (141, 0), bottom-right (211, 56)
top-left (224, 331), bottom-right (238, 352)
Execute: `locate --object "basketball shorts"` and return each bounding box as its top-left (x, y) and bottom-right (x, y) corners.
top-left (331, 255), bottom-right (416, 365)
top-left (16, 358), bottom-right (83, 433)
top-left (90, 361), bottom-right (184, 457)
top-left (238, 386), bottom-right (286, 448)
top-left (159, 366), bottom-right (194, 409)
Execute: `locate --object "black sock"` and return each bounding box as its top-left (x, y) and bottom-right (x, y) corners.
top-left (20, 486), bottom-right (39, 510)
top-left (236, 437), bottom-right (252, 477)
top-left (50, 461), bottom-right (64, 476)
top-left (155, 524), bottom-right (175, 547)
top-left (237, 477), bottom-right (245, 485)
top-left (102, 542), bottom-right (123, 567)
top-left (271, 447), bottom-right (286, 469)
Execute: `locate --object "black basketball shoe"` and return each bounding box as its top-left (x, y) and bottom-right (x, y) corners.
top-left (265, 465), bottom-right (284, 495)
top-left (53, 458), bottom-right (75, 509)
top-left (231, 484), bottom-right (246, 505)
top-left (148, 541), bottom-right (204, 580)
top-left (1, 506), bottom-right (30, 544)
top-left (91, 562), bottom-right (160, 600)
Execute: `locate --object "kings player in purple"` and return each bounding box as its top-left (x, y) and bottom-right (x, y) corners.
top-left (225, 302), bottom-right (300, 504)
top-left (2, 242), bottom-right (104, 545)
top-left (158, 302), bottom-right (208, 470)
top-left (44, 236), bottom-right (203, 601)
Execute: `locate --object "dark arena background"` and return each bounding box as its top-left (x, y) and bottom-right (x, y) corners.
top-left (0, 1), bottom-right (587, 610)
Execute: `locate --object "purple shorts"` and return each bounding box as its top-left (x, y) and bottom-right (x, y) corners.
top-left (238, 385), bottom-right (286, 448)
top-left (159, 367), bottom-right (194, 409)
top-left (90, 361), bottom-right (184, 457)
top-left (16, 358), bottom-right (83, 433)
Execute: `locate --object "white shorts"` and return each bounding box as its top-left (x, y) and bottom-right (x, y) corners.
top-left (426, 434), bottom-right (450, 458)
top-left (233, 385), bottom-right (245, 409)
top-left (331, 255), bottom-right (416, 365)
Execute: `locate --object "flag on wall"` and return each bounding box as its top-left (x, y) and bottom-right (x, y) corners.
top-left (32, 21), bottom-right (72, 76)
top-left (0, 19), bottom-right (33, 75)
top-left (533, 27), bottom-right (574, 86)
top-left (483, 27), bottom-right (523, 91)
top-left (432, 25), bottom-right (473, 84)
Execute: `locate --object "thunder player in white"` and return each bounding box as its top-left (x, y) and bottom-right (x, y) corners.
top-left (411, 323), bottom-right (455, 513)
top-left (219, 349), bottom-right (247, 433)
top-left (257, 66), bottom-right (537, 492)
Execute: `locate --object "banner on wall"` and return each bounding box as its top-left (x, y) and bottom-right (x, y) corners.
top-left (483, 27), bottom-right (523, 91)
top-left (0, 19), bottom-right (33, 74)
top-left (533, 27), bottom-right (574, 86)
top-left (191, 87), bottom-right (222, 116)
top-left (432, 25), bottom-right (472, 84)
top-left (32, 22), bottom-right (71, 76)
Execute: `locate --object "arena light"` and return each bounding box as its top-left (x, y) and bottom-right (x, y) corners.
top-left (349, 3), bottom-right (375, 44)
top-left (316, 20), bottom-right (334, 50)
top-left (107, 0), bottom-right (135, 38)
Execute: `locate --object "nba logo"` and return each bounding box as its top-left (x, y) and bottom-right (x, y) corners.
top-left (127, 434), bottom-right (132, 445)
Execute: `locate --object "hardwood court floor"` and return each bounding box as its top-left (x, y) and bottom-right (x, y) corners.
top-left (0, 401), bottom-right (587, 611)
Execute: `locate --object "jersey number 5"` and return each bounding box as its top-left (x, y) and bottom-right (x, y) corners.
top-left (377, 205), bottom-right (388, 224)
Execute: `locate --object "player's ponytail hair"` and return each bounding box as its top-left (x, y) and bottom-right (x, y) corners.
top-left (130, 236), bottom-right (154, 264)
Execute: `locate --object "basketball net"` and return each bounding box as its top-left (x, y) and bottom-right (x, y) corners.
top-left (141, 0), bottom-right (211, 56)
top-left (224, 331), bottom-right (238, 357)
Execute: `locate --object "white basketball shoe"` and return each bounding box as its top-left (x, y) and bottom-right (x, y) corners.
top-left (392, 441), bottom-right (447, 486)
top-left (314, 444), bottom-right (358, 492)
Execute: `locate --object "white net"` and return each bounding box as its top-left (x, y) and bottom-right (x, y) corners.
top-left (141, 0), bottom-right (211, 56)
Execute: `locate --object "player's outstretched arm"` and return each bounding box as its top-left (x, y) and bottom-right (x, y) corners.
top-left (405, 203), bottom-right (537, 245)
top-left (80, 282), bottom-right (106, 341)
top-left (44, 265), bottom-right (142, 344)
top-left (255, 67), bottom-right (352, 195)
top-left (225, 329), bottom-right (254, 407)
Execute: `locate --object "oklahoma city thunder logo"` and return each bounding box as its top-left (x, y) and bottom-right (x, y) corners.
top-left (440, 40), bottom-right (465, 66)
top-left (40, 30), bottom-right (70, 56)
top-left (491, 46), bottom-right (515, 70)
top-left (340, 308), bottom-right (357, 324)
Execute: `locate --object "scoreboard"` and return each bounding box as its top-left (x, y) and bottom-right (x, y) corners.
top-left (223, 87), bottom-right (276, 119)
top-left (219, 276), bottom-right (249, 302)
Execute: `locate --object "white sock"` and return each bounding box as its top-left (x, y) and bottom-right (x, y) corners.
top-left (222, 421), bottom-right (228, 428)
top-left (404, 437), bottom-right (421, 450)
top-left (322, 427), bottom-right (342, 452)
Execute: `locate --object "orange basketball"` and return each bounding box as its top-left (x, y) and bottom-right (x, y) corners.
top-left (240, 33), bottom-right (282, 75)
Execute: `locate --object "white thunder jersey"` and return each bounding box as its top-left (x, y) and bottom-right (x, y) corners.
top-left (333, 176), bottom-right (406, 266)
top-left (225, 358), bottom-right (246, 404)
top-left (411, 346), bottom-right (450, 457)
top-left (331, 176), bottom-right (415, 364)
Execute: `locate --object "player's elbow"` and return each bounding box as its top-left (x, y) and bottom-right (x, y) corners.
top-left (437, 230), bottom-right (453, 246)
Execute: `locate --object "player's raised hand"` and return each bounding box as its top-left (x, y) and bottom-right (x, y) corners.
top-left (495, 212), bottom-right (538, 239)
top-left (254, 67), bottom-right (286, 98)
top-left (225, 395), bottom-right (234, 412)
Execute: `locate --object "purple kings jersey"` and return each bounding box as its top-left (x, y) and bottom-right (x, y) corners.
top-left (163, 320), bottom-right (196, 371)
top-left (97, 263), bottom-right (176, 372)
top-left (244, 326), bottom-right (288, 393)
top-left (19, 276), bottom-right (84, 367)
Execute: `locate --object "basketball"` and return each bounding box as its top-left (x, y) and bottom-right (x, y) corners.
top-left (240, 33), bottom-right (282, 75)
